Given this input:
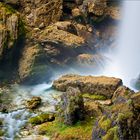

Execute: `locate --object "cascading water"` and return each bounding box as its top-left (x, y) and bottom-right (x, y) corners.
top-left (103, 1), bottom-right (140, 88)
top-left (0, 109), bottom-right (32, 140)
top-left (0, 83), bottom-right (61, 140)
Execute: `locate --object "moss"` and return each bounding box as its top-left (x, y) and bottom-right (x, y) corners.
top-left (0, 2), bottom-right (16, 15)
top-left (99, 116), bottom-right (112, 132)
top-left (28, 113), bottom-right (55, 125)
top-left (102, 126), bottom-right (119, 140)
top-left (0, 129), bottom-right (4, 136)
top-left (118, 112), bottom-right (133, 122)
top-left (43, 117), bottom-right (95, 140)
top-left (18, 19), bottom-right (26, 38)
top-left (83, 93), bottom-right (107, 100)
top-left (38, 124), bottom-right (48, 135)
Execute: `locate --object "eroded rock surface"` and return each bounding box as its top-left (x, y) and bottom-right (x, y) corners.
top-left (58, 87), bottom-right (85, 125)
top-left (53, 74), bottom-right (123, 98)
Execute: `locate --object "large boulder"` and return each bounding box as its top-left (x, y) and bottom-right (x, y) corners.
top-left (58, 87), bottom-right (85, 125)
top-left (19, 44), bottom-right (51, 84)
top-left (38, 22), bottom-right (85, 47)
top-left (53, 74), bottom-right (123, 99)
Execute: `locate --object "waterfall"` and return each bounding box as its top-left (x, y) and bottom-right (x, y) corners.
top-left (103, 1), bottom-right (140, 88)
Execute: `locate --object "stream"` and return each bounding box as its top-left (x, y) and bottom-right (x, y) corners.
top-left (0, 83), bottom-right (62, 140)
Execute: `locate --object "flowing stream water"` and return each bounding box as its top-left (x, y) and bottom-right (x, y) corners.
top-left (0, 83), bottom-right (61, 140)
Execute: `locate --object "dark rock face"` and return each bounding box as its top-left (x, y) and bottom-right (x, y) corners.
top-left (19, 44), bottom-right (51, 84)
top-left (58, 87), bottom-right (85, 125)
top-left (53, 74), bottom-right (123, 99)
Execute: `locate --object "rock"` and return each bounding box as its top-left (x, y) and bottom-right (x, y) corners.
top-left (53, 74), bottom-right (123, 99)
top-left (112, 86), bottom-right (134, 104)
top-left (21, 0), bottom-right (62, 28)
top-left (19, 44), bottom-right (51, 84)
top-left (58, 87), bottom-right (85, 125)
top-left (0, 3), bottom-right (20, 61)
top-left (92, 86), bottom-right (140, 140)
top-left (26, 96), bottom-right (41, 110)
top-left (38, 23), bottom-right (85, 47)
top-left (74, 53), bottom-right (106, 71)
top-left (86, 0), bottom-right (107, 16)
top-left (131, 92), bottom-right (140, 110)
top-left (107, 6), bottom-right (121, 20)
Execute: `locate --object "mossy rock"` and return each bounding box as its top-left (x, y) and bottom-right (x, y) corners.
top-left (26, 96), bottom-right (41, 110)
top-left (29, 113), bottom-right (55, 125)
top-left (99, 116), bottom-right (112, 132)
top-left (102, 126), bottom-right (119, 140)
top-left (117, 112), bottom-right (133, 122)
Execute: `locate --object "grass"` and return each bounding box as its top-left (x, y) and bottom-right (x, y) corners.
top-left (38, 117), bottom-right (95, 140)
top-left (83, 93), bottom-right (107, 100)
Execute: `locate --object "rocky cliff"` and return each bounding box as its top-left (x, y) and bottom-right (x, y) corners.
top-left (0, 0), bottom-right (121, 84)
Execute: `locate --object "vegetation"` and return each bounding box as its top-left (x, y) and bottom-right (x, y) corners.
top-left (102, 126), bottom-right (119, 140)
top-left (83, 93), bottom-right (107, 100)
top-left (28, 113), bottom-right (54, 125)
top-left (99, 116), bottom-right (112, 132)
top-left (38, 117), bottom-right (95, 139)
top-left (0, 129), bottom-right (4, 136)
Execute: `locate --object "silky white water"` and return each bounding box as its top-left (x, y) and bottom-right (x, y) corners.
top-left (0, 83), bottom-right (60, 140)
top-left (0, 109), bottom-right (31, 140)
top-left (103, 1), bottom-right (140, 87)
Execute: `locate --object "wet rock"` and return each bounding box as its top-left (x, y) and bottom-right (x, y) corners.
top-left (0, 3), bottom-right (21, 61)
top-left (58, 87), bottom-right (85, 125)
top-left (53, 74), bottom-right (123, 99)
top-left (19, 44), bottom-right (51, 84)
top-left (26, 96), bottom-right (41, 110)
top-left (74, 53), bottom-right (106, 71)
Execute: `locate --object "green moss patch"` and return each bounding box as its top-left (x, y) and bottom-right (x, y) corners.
top-left (83, 93), bottom-right (107, 100)
top-left (102, 126), bottom-right (119, 140)
top-left (118, 112), bottom-right (133, 122)
top-left (28, 113), bottom-right (55, 125)
top-left (99, 116), bottom-right (112, 132)
top-left (39, 117), bottom-right (95, 140)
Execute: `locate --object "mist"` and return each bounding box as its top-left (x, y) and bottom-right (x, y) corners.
top-left (102, 1), bottom-right (140, 88)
